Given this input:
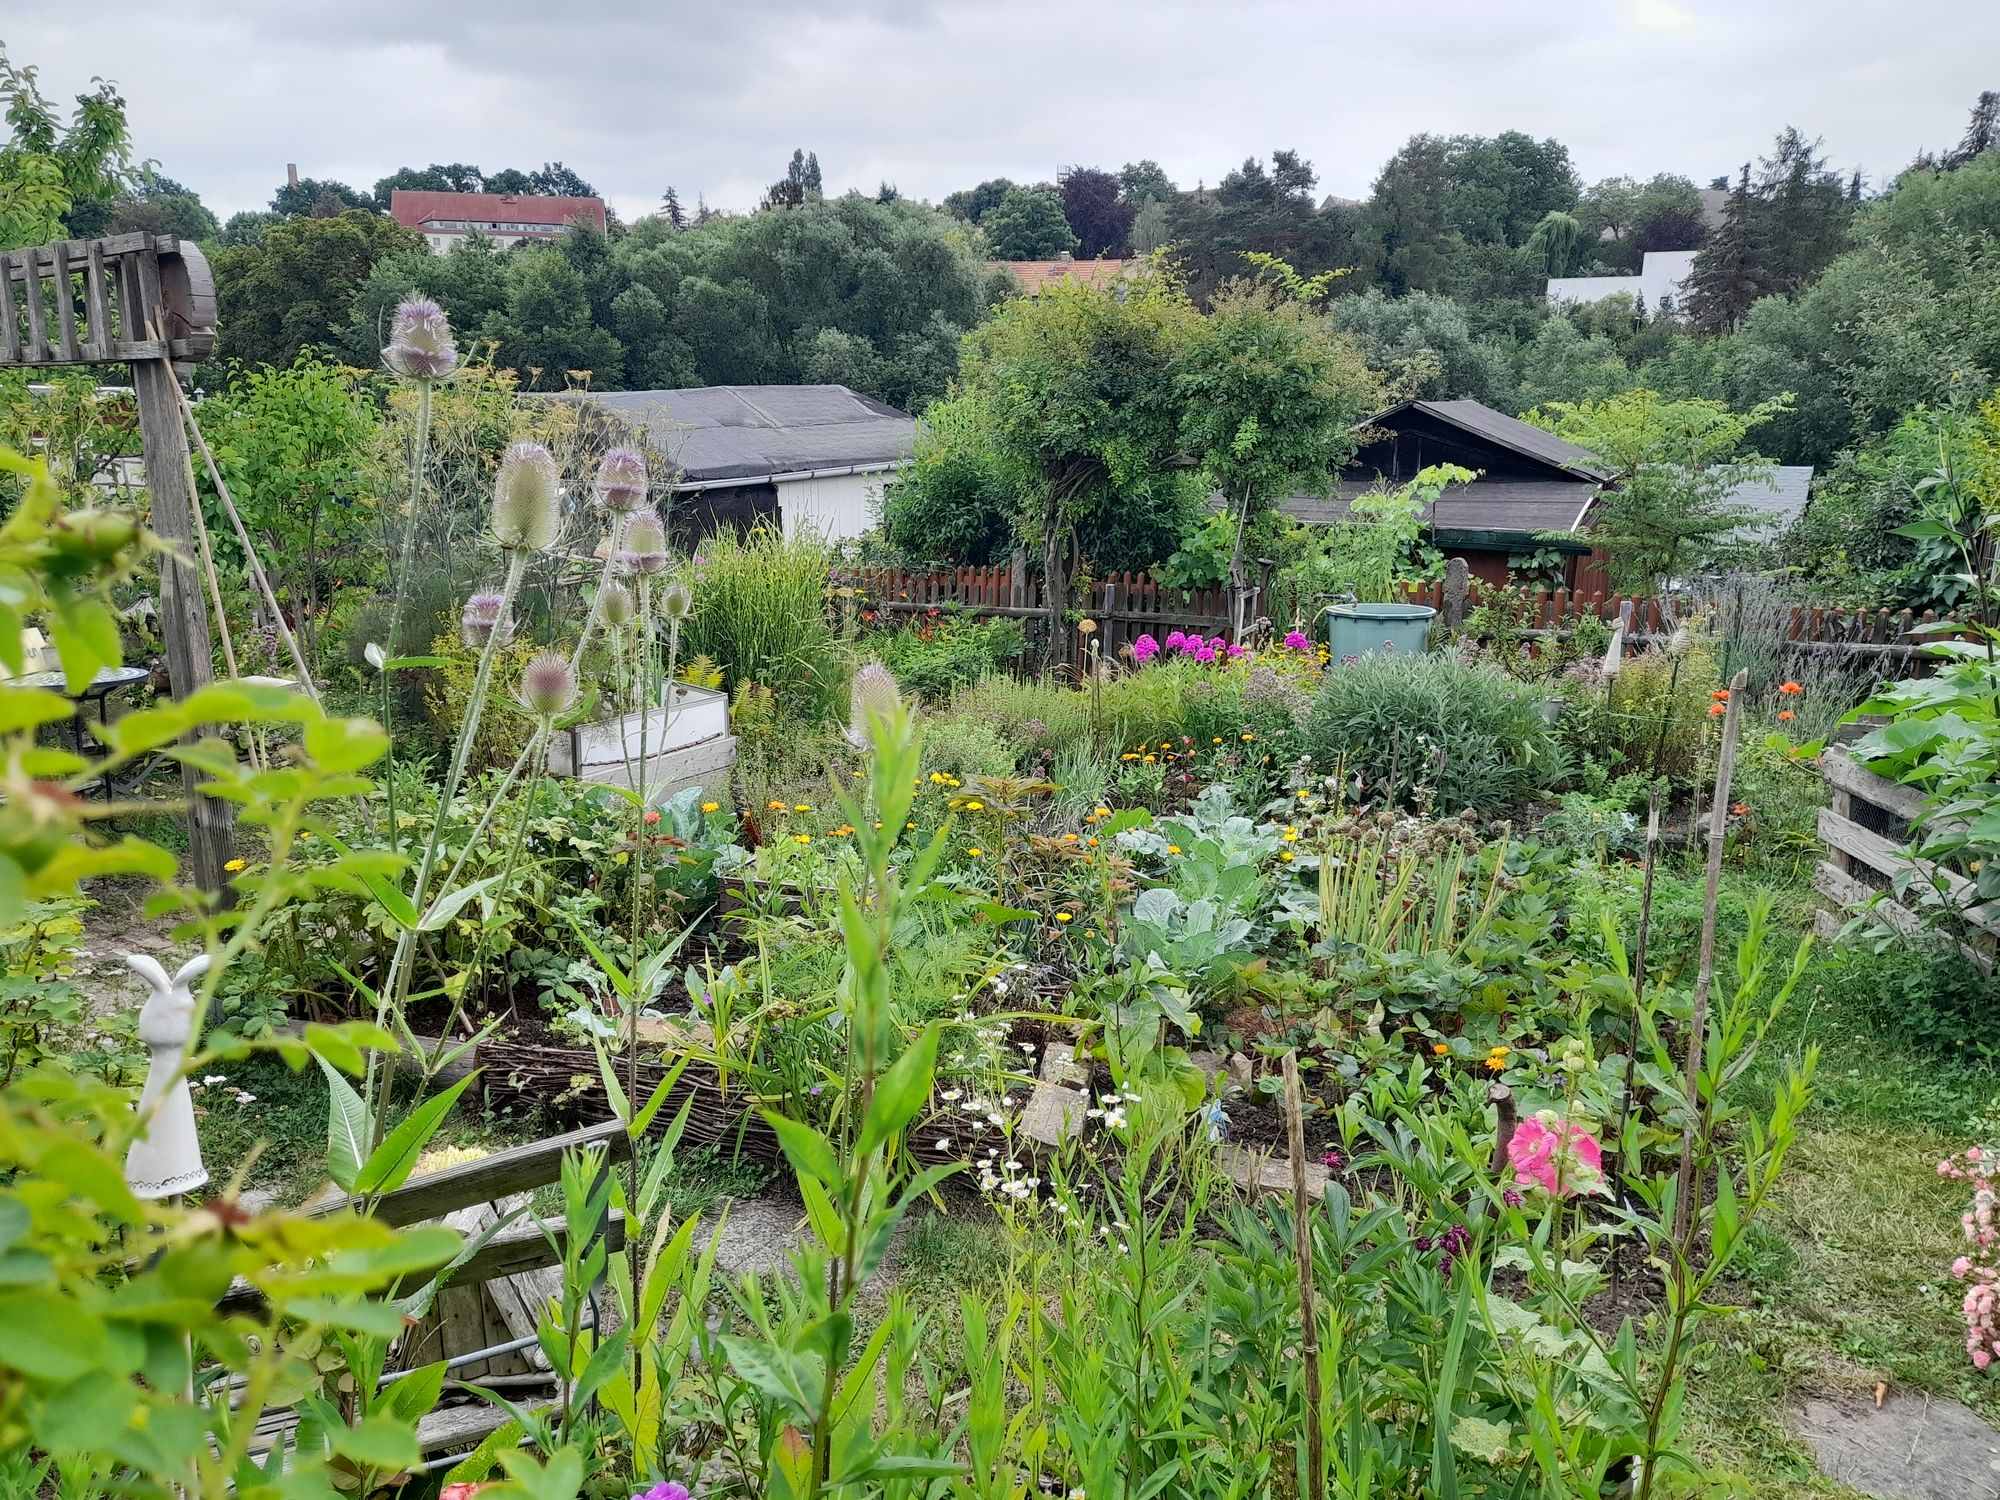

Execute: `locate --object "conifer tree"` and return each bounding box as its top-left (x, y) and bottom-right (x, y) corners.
top-left (659, 185), bottom-right (686, 230)
top-left (1683, 163), bottom-right (1762, 331)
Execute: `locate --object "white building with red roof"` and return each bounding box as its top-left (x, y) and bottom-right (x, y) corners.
top-left (388, 189), bottom-right (606, 253)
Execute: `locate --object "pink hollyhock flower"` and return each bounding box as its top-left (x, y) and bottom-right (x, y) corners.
top-left (1133, 633), bottom-right (1159, 662)
top-left (439, 1486), bottom-right (495, 1500)
top-left (1283, 629), bottom-right (1311, 652)
top-left (1505, 1112), bottom-right (1608, 1198)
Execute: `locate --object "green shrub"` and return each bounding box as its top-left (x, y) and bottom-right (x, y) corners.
top-left (919, 709), bottom-right (1022, 781)
top-left (1304, 653), bottom-right (1557, 814)
top-left (1804, 941), bottom-right (1998, 1063)
top-left (875, 614), bottom-right (1025, 702)
top-left (1606, 636), bottom-right (1719, 786)
top-left (682, 527), bottom-right (850, 723)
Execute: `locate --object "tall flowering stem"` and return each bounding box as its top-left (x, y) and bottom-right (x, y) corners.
top-left (381, 379), bottom-right (434, 857)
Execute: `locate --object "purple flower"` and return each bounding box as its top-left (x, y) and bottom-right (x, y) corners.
top-left (634, 1486), bottom-right (691, 1500)
top-left (1193, 646), bottom-right (1216, 664)
top-left (1133, 632), bottom-right (1159, 662)
top-left (1502, 1188), bottom-right (1524, 1208)
top-left (383, 297), bottom-right (458, 381)
top-left (1164, 630), bottom-right (1188, 651)
top-left (808, 1084), bottom-right (823, 1096)
top-left (1321, 1149), bottom-right (1343, 1172)
top-left (1283, 629), bottom-right (1311, 652)
top-left (1226, 643), bottom-right (1247, 659)
top-left (594, 447), bottom-right (649, 514)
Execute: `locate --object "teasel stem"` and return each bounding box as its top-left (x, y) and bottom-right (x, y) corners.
top-left (381, 379), bottom-right (434, 860)
top-left (446, 723), bottom-right (550, 1046)
top-left (367, 547), bottom-right (525, 1144)
top-left (625, 571), bottom-right (658, 1401)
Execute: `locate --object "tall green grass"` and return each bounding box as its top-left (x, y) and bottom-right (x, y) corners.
top-left (680, 528), bottom-right (851, 723)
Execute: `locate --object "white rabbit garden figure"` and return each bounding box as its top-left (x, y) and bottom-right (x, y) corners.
top-left (123, 952), bottom-right (211, 1200)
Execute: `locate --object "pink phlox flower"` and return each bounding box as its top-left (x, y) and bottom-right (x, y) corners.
top-left (1133, 632), bottom-right (1160, 662)
top-left (1164, 630), bottom-right (1188, 651)
top-left (1283, 629), bottom-right (1311, 652)
top-left (634, 1485), bottom-right (691, 1500)
top-left (1193, 646), bottom-right (1217, 664)
top-left (1226, 642), bottom-right (1248, 658)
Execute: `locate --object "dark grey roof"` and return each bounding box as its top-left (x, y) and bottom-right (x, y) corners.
top-left (1389, 399), bottom-right (1616, 482)
top-left (572, 385), bottom-right (914, 487)
top-left (1276, 478), bottom-right (1599, 540)
top-left (1721, 465), bottom-right (1814, 533)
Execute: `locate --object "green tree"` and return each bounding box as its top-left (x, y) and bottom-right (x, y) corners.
top-left (1525, 209), bottom-right (1583, 276)
top-left (942, 177), bottom-right (1017, 223)
top-left (371, 162), bottom-right (485, 206)
top-left (72, 170), bottom-right (219, 242)
top-left (1754, 126), bottom-right (1851, 294)
top-left (481, 244), bottom-right (624, 388)
top-left (219, 209), bottom-right (279, 248)
top-left (527, 161), bottom-right (598, 198)
top-left (270, 175), bottom-right (371, 217)
top-left (1119, 159), bottom-right (1176, 206)
top-left (1684, 163), bottom-right (1766, 331)
top-left (212, 209), bottom-right (422, 371)
top-left (1327, 288), bottom-right (1519, 408)
top-left (981, 185), bottom-right (1076, 259)
top-left (1527, 388), bottom-right (1792, 588)
top-left (342, 237), bottom-right (513, 367)
top-left (659, 185), bottom-right (687, 229)
top-left (763, 148), bottom-right (823, 210)
top-left (881, 391), bottom-right (1015, 563)
top-left (0, 47), bottom-right (134, 247)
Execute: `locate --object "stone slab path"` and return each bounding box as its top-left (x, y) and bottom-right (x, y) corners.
top-left (1795, 1394), bottom-right (2000, 1499)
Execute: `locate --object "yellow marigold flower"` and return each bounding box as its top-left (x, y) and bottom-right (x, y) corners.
top-left (1161, 741), bottom-right (1173, 750)
top-left (223, 858), bottom-right (247, 872)
top-left (1484, 1056), bottom-right (1506, 1072)
top-left (1297, 789), bottom-right (1311, 800)
top-left (1142, 754), bottom-right (1156, 764)
top-left (1120, 753), bottom-right (1138, 762)
top-left (1432, 1042), bottom-right (1449, 1056)
top-left (1087, 836), bottom-right (1100, 847)
top-left (1061, 832), bottom-right (1079, 842)
top-left (768, 799), bottom-right (786, 810)
top-left (1279, 850), bottom-right (1294, 863)
top-left (965, 799), bottom-right (985, 811)
top-left (1282, 827), bottom-right (1298, 842)
top-left (1167, 843), bottom-right (1183, 855)
top-left (1212, 735), bottom-right (1223, 743)
top-left (794, 802), bottom-right (812, 812)
top-left (793, 833), bottom-right (812, 845)
top-left (968, 847), bottom-right (984, 857)
top-left (1240, 732), bottom-right (1255, 741)
top-left (905, 820), bottom-right (917, 830)
top-left (700, 801), bottom-right (720, 813)
top-left (1093, 806), bottom-right (1110, 818)
top-left (1055, 912), bottom-right (1073, 924)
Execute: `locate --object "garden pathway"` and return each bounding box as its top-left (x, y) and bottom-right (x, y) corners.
top-left (1795, 1393), bottom-right (2000, 1499)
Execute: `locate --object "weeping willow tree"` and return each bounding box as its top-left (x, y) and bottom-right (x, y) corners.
top-left (1526, 209), bottom-right (1584, 277)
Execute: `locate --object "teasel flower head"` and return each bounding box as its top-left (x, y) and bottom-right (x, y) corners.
top-left (845, 661), bottom-right (903, 750)
top-left (460, 591), bottom-right (514, 649)
top-left (1666, 626), bottom-right (1691, 657)
top-left (616, 508), bottom-right (669, 575)
top-left (598, 580), bottom-right (636, 627)
top-left (593, 447), bottom-right (649, 514)
top-left (382, 297), bottom-right (458, 381)
top-left (517, 649), bottom-right (578, 719)
top-left (659, 579), bottom-right (695, 623)
top-left (491, 442), bottom-right (561, 552)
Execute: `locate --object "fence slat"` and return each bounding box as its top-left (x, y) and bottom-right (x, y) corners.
top-left (53, 242), bottom-right (81, 363)
top-left (20, 246), bottom-right (48, 362)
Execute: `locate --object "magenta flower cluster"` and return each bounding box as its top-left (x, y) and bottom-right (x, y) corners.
top-left (1283, 629), bottom-right (1312, 652)
top-left (1413, 1222), bottom-right (1472, 1278)
top-left (1940, 1147), bottom-right (2000, 1369)
top-left (1139, 630), bottom-right (1243, 666)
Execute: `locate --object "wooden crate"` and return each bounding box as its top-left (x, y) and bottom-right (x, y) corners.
top-left (1815, 747), bottom-right (1997, 972)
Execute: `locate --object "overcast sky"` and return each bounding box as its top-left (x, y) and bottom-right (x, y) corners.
top-left (9, 1), bottom-right (1998, 223)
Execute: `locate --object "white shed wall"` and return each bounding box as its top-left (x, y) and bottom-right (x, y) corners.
top-left (777, 470), bottom-right (888, 542)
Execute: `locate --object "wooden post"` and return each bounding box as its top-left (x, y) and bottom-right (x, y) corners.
top-left (1282, 1052), bottom-right (1325, 1500)
top-left (1442, 556), bottom-right (1471, 633)
top-left (133, 341), bottom-right (235, 893)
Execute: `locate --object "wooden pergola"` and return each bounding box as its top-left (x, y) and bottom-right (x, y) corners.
top-left (1, 231), bottom-right (233, 889)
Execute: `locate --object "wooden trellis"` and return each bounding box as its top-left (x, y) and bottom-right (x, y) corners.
top-left (0, 232), bottom-right (233, 890)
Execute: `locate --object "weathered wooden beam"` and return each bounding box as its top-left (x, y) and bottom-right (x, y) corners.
top-left (316, 1119), bottom-right (632, 1229)
top-left (0, 249), bottom-right (18, 364)
top-left (0, 231), bottom-right (157, 273)
top-left (130, 251), bottom-right (234, 893)
top-left (20, 245), bottom-right (48, 362)
top-left (83, 241), bottom-right (110, 360)
top-left (53, 241), bottom-right (82, 363)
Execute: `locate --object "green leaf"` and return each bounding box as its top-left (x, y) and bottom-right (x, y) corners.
top-left (440, 1417), bottom-right (523, 1485)
top-left (317, 1056), bottom-right (372, 1194)
top-left (329, 1415), bottom-right (420, 1471)
top-left (417, 874), bottom-right (503, 932)
top-left (1450, 1414), bottom-right (1512, 1465)
top-left (374, 1361), bottom-right (446, 1426)
top-left (0, 688), bottom-right (73, 734)
top-left (304, 716), bottom-right (389, 774)
top-left (570, 1328), bottom-right (630, 1412)
top-left (761, 1111), bottom-right (841, 1187)
top-left (858, 1023), bottom-right (940, 1157)
top-left (355, 1071), bottom-right (478, 1196)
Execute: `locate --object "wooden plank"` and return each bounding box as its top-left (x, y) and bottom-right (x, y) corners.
top-left (252, 1394), bottom-right (546, 1461)
top-left (1, 231), bottom-right (155, 273)
top-left (20, 245), bottom-right (48, 362)
top-left (1818, 747), bottom-right (1932, 826)
top-left (83, 241), bottom-right (110, 359)
top-left (1815, 860), bottom-right (1994, 973)
top-left (1816, 808), bottom-right (1994, 927)
top-left (327, 1119), bottom-right (631, 1228)
top-left (0, 251), bottom-right (17, 364)
top-left (53, 242), bottom-right (81, 362)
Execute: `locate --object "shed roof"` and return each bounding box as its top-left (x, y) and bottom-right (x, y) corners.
top-left (1721, 465), bottom-right (1815, 534)
top-left (1365, 399), bottom-right (1614, 482)
top-left (1276, 478), bottom-right (1598, 544)
top-left (574, 385), bottom-right (915, 488)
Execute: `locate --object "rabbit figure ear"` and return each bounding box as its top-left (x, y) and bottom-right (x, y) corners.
top-left (125, 953), bottom-right (172, 994)
top-left (172, 954), bottom-right (213, 991)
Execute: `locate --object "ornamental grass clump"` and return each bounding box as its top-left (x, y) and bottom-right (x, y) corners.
top-left (678, 525), bottom-right (850, 723)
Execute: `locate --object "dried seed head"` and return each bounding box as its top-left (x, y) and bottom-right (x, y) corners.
top-left (460, 591), bottom-right (514, 649)
top-left (382, 297), bottom-right (458, 381)
top-left (659, 580), bottom-right (694, 623)
top-left (845, 661), bottom-right (903, 750)
top-left (517, 649), bottom-right (578, 718)
top-left (598, 580), bottom-right (636, 627)
top-left (592, 447), bottom-right (649, 514)
top-left (616, 509), bottom-right (669, 575)
top-left (491, 442), bottom-right (560, 552)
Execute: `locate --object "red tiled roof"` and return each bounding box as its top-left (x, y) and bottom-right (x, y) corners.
top-left (993, 258), bottom-right (1129, 295)
top-left (389, 189), bottom-right (606, 234)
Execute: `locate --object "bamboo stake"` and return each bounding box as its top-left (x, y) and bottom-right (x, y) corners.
top-left (1672, 668), bottom-right (1748, 1247)
top-left (1282, 1051), bottom-right (1325, 1500)
top-left (1609, 789), bottom-right (1661, 1303)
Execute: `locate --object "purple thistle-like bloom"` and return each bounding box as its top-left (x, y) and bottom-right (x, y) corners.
top-left (518, 649), bottom-right (578, 718)
top-left (1132, 632), bottom-right (1159, 662)
top-left (383, 297), bottom-right (458, 381)
top-left (1283, 629), bottom-right (1311, 652)
top-left (616, 509), bottom-right (669, 575)
top-left (460, 591), bottom-right (514, 649)
top-left (594, 447), bottom-right (649, 514)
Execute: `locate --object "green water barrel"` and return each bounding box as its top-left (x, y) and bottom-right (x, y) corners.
top-left (1323, 602), bottom-right (1438, 659)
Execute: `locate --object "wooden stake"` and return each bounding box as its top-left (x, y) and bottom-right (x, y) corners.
top-left (1282, 1052), bottom-right (1325, 1500)
top-left (1672, 668), bottom-right (1748, 1246)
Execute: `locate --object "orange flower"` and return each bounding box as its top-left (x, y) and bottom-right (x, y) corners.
top-left (1777, 708), bottom-right (1796, 722)
top-left (1731, 802), bottom-right (1749, 816)
top-left (1779, 680), bottom-right (1803, 695)
top-left (1432, 1042), bottom-right (1449, 1056)
top-left (1711, 688), bottom-right (1730, 701)
top-left (1708, 703), bottom-right (1725, 717)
